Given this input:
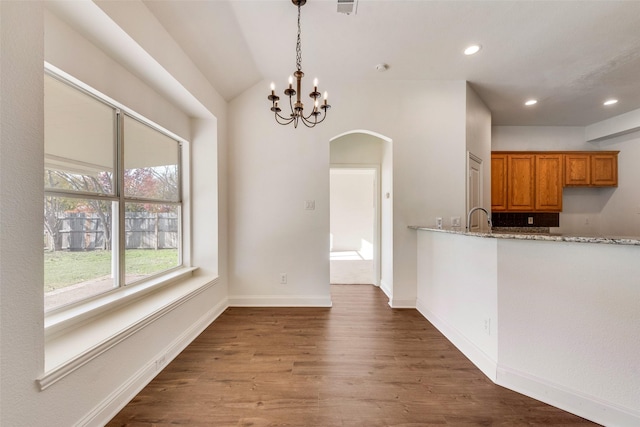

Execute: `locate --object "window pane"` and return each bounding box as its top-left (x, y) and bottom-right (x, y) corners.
top-left (44, 74), bottom-right (115, 195)
top-left (125, 203), bottom-right (180, 284)
top-left (124, 117), bottom-right (179, 201)
top-left (44, 196), bottom-right (117, 311)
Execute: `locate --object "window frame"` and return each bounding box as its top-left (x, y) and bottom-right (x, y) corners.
top-left (44, 66), bottom-right (188, 316)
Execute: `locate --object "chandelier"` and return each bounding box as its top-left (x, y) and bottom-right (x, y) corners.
top-left (268, 0), bottom-right (330, 128)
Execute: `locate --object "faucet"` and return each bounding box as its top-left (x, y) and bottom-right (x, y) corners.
top-left (467, 207), bottom-right (492, 231)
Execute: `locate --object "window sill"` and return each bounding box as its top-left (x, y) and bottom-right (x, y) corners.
top-left (39, 268), bottom-right (219, 391)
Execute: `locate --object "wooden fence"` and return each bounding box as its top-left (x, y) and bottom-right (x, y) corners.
top-left (45, 212), bottom-right (178, 251)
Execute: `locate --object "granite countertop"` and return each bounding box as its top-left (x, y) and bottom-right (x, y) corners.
top-left (408, 226), bottom-right (640, 246)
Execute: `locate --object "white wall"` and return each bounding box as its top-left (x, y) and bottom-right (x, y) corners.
top-left (492, 126), bottom-right (640, 236)
top-left (466, 84), bottom-right (493, 220)
top-left (416, 230), bottom-right (640, 426)
top-left (330, 170), bottom-right (375, 253)
top-left (497, 239), bottom-right (640, 426)
top-left (228, 79), bottom-right (468, 308)
top-left (330, 132), bottom-right (384, 164)
top-left (416, 231), bottom-right (499, 380)
top-left (0, 3), bottom-right (229, 426)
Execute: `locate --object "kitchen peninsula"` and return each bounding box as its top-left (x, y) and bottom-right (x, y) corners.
top-left (411, 226), bottom-right (640, 426)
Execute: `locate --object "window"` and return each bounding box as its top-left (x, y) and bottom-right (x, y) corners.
top-left (44, 71), bottom-right (183, 312)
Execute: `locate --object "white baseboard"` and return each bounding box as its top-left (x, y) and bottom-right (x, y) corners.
top-left (416, 298), bottom-right (640, 426)
top-left (388, 298), bottom-right (416, 308)
top-left (228, 295), bottom-right (332, 307)
top-left (497, 366), bottom-right (640, 427)
top-left (77, 297), bottom-right (228, 427)
top-left (380, 281), bottom-right (415, 308)
top-left (416, 298), bottom-right (497, 381)
top-left (379, 279), bottom-right (392, 300)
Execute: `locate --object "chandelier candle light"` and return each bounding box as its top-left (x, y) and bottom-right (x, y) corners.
top-left (268, 0), bottom-right (330, 128)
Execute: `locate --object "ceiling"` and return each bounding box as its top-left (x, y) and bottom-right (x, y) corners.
top-left (133, 1), bottom-right (640, 126)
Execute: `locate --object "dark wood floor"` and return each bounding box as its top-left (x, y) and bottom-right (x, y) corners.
top-left (108, 285), bottom-right (598, 426)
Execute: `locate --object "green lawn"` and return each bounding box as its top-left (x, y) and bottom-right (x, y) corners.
top-left (44, 249), bottom-right (178, 292)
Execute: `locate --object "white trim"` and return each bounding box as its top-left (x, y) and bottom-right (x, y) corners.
top-left (388, 298), bottom-right (416, 309)
top-left (46, 267), bottom-right (198, 337)
top-left (39, 275), bottom-right (217, 390)
top-left (416, 298), bottom-right (497, 381)
top-left (74, 297), bottom-right (228, 427)
top-left (497, 366), bottom-right (640, 427)
top-left (379, 279), bottom-right (392, 301)
top-left (228, 295), bottom-right (332, 307)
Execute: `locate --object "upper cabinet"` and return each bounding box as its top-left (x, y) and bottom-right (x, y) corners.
top-left (491, 151), bottom-right (618, 213)
top-left (565, 152), bottom-right (618, 187)
top-left (492, 152), bottom-right (562, 212)
top-left (591, 153), bottom-right (618, 186)
top-left (507, 154), bottom-right (536, 211)
top-left (491, 154), bottom-right (508, 211)
top-left (535, 154), bottom-right (563, 211)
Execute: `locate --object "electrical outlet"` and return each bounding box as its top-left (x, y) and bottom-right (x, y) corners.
top-left (528, 216), bottom-right (534, 225)
top-left (280, 273), bottom-right (288, 284)
top-left (484, 318), bottom-right (491, 335)
top-left (436, 217), bottom-right (443, 229)
top-left (451, 216), bottom-right (461, 228)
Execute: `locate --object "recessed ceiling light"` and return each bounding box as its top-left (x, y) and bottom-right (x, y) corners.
top-left (464, 45), bottom-right (482, 55)
top-left (525, 99), bottom-right (538, 106)
top-left (603, 99), bottom-right (618, 106)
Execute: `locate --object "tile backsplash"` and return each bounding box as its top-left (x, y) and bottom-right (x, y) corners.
top-left (491, 212), bottom-right (559, 228)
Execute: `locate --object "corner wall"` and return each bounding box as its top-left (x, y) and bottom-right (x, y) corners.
top-left (466, 84), bottom-right (492, 220)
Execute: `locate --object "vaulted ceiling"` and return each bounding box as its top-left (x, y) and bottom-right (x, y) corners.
top-left (71, 1), bottom-right (640, 126)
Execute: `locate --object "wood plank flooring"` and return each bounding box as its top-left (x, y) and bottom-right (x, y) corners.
top-left (107, 285), bottom-right (598, 426)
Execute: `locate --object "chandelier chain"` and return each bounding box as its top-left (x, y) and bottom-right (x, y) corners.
top-left (296, 3), bottom-right (302, 71)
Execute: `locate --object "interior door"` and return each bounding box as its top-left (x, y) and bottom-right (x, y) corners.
top-left (467, 152), bottom-right (483, 230)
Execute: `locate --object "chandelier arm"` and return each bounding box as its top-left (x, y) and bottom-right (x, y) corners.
top-left (287, 96), bottom-right (296, 122)
top-left (312, 111), bottom-right (328, 125)
top-left (274, 111), bottom-right (295, 125)
top-left (301, 112), bottom-right (320, 127)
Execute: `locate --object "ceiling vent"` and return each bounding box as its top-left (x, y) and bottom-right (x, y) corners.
top-left (337, 0), bottom-right (358, 15)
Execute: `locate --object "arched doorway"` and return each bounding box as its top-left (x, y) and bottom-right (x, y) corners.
top-left (329, 131), bottom-right (392, 294)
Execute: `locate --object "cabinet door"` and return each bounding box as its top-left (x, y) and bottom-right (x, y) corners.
top-left (591, 153), bottom-right (618, 186)
top-left (507, 154), bottom-right (535, 211)
top-left (565, 154), bottom-right (590, 186)
top-left (491, 154), bottom-right (508, 211)
top-left (535, 154), bottom-right (563, 211)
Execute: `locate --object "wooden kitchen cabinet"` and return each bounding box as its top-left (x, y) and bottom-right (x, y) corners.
top-left (492, 152), bottom-right (564, 212)
top-left (564, 153), bottom-right (590, 185)
top-left (491, 154), bottom-right (508, 211)
top-left (507, 154), bottom-right (536, 211)
top-left (493, 151), bottom-right (619, 212)
top-left (535, 154), bottom-right (563, 211)
top-left (564, 151), bottom-right (618, 187)
top-left (591, 153), bottom-right (618, 186)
